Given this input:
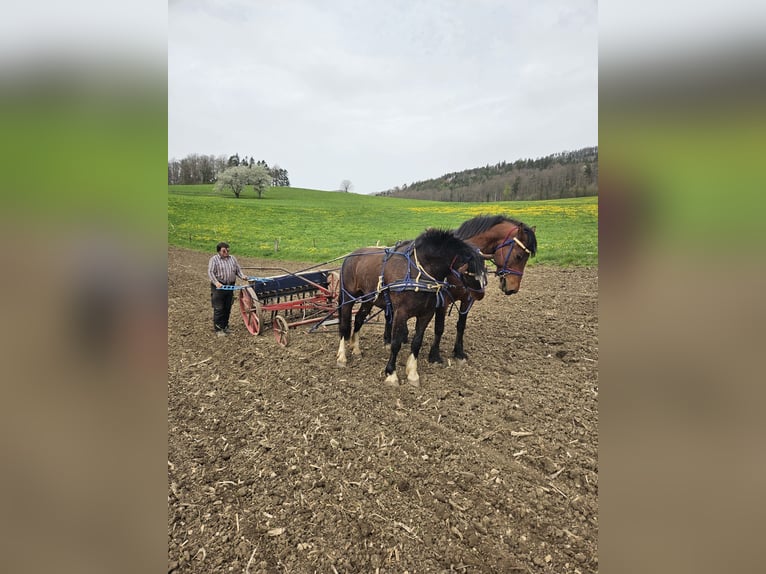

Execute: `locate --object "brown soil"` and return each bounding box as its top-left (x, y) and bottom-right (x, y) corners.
top-left (168, 246), bottom-right (598, 573)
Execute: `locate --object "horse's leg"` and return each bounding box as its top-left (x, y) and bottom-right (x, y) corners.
top-left (384, 305), bottom-right (409, 350)
top-left (405, 310), bottom-right (435, 386)
top-left (336, 297), bottom-right (353, 367)
top-left (383, 302), bottom-right (392, 349)
top-left (427, 306), bottom-right (446, 364)
top-left (452, 300), bottom-right (471, 361)
top-left (384, 310), bottom-right (408, 386)
top-left (350, 301), bottom-right (373, 355)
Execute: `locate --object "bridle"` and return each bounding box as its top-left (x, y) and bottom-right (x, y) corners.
top-left (482, 227), bottom-right (532, 277)
top-left (448, 254), bottom-right (487, 296)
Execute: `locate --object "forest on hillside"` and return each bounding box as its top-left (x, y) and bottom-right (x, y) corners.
top-left (377, 146), bottom-right (597, 202)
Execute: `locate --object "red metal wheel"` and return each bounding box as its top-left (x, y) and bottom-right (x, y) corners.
top-left (239, 287), bottom-right (263, 335)
top-left (273, 315), bottom-right (289, 347)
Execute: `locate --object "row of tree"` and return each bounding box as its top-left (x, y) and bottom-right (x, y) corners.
top-left (168, 153), bottom-right (290, 187)
top-left (377, 146), bottom-right (598, 202)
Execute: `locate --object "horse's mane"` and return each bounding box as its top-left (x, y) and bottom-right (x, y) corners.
top-left (413, 228), bottom-right (467, 255)
top-left (454, 215), bottom-right (537, 256)
top-left (413, 228), bottom-right (483, 274)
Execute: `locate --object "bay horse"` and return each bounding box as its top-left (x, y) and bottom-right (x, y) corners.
top-left (426, 215), bottom-right (537, 363)
top-left (336, 228), bottom-right (486, 386)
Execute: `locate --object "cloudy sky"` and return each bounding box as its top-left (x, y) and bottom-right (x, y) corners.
top-left (169, 0), bottom-right (597, 193)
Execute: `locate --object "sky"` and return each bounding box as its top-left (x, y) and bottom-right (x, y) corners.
top-left (169, 0), bottom-right (598, 194)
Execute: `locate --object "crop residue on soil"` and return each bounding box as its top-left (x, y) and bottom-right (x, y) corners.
top-left (168, 246), bottom-right (598, 573)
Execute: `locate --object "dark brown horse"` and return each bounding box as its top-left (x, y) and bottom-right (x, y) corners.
top-left (426, 215), bottom-right (537, 363)
top-left (336, 228), bottom-right (486, 386)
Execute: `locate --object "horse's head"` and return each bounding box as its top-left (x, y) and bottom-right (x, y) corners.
top-left (479, 223), bottom-right (537, 295)
top-left (455, 215), bottom-right (537, 296)
top-left (414, 228), bottom-right (488, 293)
top-left (455, 249), bottom-right (488, 294)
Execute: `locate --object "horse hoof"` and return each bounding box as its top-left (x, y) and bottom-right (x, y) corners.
top-left (407, 376), bottom-right (420, 387)
top-left (352, 348), bottom-right (362, 356)
top-left (336, 360), bottom-right (347, 368)
top-left (384, 373), bottom-right (399, 386)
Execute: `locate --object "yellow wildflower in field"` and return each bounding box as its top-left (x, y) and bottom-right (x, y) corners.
top-left (406, 200), bottom-right (597, 220)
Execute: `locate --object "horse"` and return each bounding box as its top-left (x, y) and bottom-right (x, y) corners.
top-left (336, 228), bottom-right (486, 386)
top-left (433, 214), bottom-right (538, 361)
top-left (426, 215), bottom-right (538, 363)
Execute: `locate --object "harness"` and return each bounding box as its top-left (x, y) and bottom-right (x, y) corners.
top-left (378, 243), bottom-right (450, 309)
top-left (339, 241), bottom-right (474, 314)
top-left (488, 228), bottom-right (532, 277)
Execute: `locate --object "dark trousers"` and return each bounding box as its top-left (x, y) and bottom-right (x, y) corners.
top-left (211, 284), bottom-right (234, 331)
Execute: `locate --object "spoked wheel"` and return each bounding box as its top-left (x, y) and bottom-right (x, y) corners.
top-left (239, 287), bottom-right (264, 335)
top-left (273, 315), bottom-right (289, 347)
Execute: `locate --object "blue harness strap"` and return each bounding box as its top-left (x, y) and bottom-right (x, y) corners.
top-left (338, 242), bottom-right (453, 310)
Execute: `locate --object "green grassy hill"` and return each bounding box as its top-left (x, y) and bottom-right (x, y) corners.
top-left (168, 185), bottom-right (597, 266)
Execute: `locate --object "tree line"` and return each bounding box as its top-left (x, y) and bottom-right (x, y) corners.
top-left (377, 146), bottom-right (598, 202)
top-left (168, 153), bottom-right (290, 187)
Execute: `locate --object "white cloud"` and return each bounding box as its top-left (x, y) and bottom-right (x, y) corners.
top-left (169, 0), bottom-right (597, 193)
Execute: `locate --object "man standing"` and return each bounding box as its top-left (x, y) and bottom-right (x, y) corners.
top-left (208, 242), bottom-right (247, 336)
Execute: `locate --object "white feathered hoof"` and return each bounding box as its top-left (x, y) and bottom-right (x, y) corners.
top-left (405, 354), bottom-right (420, 386)
top-left (384, 372), bottom-right (400, 387)
top-left (336, 340), bottom-right (348, 367)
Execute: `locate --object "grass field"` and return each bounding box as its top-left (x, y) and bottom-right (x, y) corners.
top-left (168, 185), bottom-right (597, 266)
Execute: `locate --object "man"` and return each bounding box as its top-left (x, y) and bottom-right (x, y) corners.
top-left (208, 242), bottom-right (248, 336)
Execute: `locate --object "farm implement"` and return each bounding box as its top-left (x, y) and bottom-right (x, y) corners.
top-left (218, 266), bottom-right (341, 347)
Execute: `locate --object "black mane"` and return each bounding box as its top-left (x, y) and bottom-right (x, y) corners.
top-left (414, 228), bottom-right (467, 257)
top-left (454, 215), bottom-right (537, 257)
top-left (414, 228), bottom-right (484, 275)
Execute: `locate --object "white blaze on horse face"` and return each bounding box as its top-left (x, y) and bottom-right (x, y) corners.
top-left (405, 353), bottom-right (420, 386)
top-left (336, 338), bottom-right (347, 366)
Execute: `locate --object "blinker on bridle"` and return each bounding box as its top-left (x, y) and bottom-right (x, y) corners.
top-left (448, 254), bottom-right (487, 294)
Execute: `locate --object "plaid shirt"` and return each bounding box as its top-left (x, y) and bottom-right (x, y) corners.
top-left (208, 254), bottom-right (245, 285)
